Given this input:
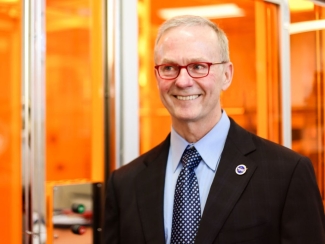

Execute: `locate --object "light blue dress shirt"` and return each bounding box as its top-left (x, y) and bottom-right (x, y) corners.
top-left (163, 111), bottom-right (230, 243)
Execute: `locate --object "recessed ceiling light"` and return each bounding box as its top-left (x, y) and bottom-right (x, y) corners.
top-left (290, 19), bottom-right (325, 34)
top-left (158, 4), bottom-right (245, 20)
top-left (289, 0), bottom-right (314, 12)
top-left (0, 0), bottom-right (19, 3)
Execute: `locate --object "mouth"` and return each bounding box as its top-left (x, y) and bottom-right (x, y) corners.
top-left (175, 95), bottom-right (200, 101)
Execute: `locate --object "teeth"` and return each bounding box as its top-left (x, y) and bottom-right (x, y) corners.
top-left (176, 95), bottom-right (199, 100)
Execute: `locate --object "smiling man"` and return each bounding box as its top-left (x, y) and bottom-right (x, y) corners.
top-left (104, 15), bottom-right (325, 244)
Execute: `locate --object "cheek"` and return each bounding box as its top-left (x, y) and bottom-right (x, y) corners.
top-left (213, 73), bottom-right (225, 89)
top-left (157, 81), bottom-right (171, 97)
top-left (203, 74), bottom-right (222, 91)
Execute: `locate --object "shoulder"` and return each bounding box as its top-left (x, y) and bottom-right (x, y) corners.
top-left (110, 134), bottom-right (170, 181)
top-left (256, 134), bottom-right (309, 169)
top-left (228, 117), bottom-right (309, 168)
top-left (252, 133), bottom-right (303, 160)
top-left (227, 119), bottom-right (319, 199)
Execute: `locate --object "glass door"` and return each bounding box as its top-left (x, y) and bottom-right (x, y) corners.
top-left (45, 0), bottom-right (106, 243)
top-left (0, 0), bottom-right (109, 242)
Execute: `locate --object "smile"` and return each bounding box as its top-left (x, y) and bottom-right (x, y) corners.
top-left (176, 95), bottom-right (200, 101)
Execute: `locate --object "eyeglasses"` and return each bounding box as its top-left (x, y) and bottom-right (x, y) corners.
top-left (154, 61), bottom-right (227, 80)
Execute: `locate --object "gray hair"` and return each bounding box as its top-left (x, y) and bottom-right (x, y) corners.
top-left (154, 15), bottom-right (230, 62)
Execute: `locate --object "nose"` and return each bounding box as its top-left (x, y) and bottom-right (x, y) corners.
top-left (175, 67), bottom-right (193, 87)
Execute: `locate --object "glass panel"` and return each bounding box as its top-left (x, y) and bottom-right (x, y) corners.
top-left (139, 0), bottom-right (281, 154)
top-left (46, 0), bottom-right (104, 182)
top-left (0, 1), bottom-right (22, 243)
top-left (46, 0), bottom-right (92, 181)
top-left (48, 182), bottom-right (102, 244)
top-left (290, 3), bottom-right (325, 201)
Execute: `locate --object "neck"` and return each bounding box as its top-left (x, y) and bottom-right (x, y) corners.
top-left (172, 111), bottom-right (222, 143)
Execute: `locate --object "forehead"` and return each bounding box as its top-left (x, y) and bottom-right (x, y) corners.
top-left (155, 25), bottom-right (219, 63)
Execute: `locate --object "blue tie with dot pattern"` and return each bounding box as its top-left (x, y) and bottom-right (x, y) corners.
top-left (171, 145), bottom-right (202, 244)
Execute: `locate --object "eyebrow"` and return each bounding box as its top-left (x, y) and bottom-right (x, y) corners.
top-left (159, 58), bottom-right (209, 64)
top-left (159, 59), bottom-right (178, 65)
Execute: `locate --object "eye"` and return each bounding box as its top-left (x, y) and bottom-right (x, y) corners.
top-left (161, 65), bottom-right (177, 72)
top-left (191, 63), bottom-right (208, 70)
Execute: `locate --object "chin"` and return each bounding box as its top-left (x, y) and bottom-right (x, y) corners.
top-left (175, 114), bottom-right (199, 123)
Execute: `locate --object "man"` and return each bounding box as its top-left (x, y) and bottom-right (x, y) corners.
top-left (104, 15), bottom-right (325, 243)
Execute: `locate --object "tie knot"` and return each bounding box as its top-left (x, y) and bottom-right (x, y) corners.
top-left (181, 145), bottom-right (202, 170)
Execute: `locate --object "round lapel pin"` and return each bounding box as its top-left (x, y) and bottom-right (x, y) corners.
top-left (235, 164), bottom-right (247, 175)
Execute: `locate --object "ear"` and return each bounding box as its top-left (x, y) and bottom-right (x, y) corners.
top-left (221, 62), bottom-right (233, 91)
top-left (154, 68), bottom-right (160, 87)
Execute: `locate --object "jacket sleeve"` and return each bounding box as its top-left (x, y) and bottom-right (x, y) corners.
top-left (103, 171), bottom-right (120, 244)
top-left (281, 156), bottom-right (325, 243)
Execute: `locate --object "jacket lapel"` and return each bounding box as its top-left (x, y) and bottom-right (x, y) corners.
top-left (135, 136), bottom-right (170, 244)
top-left (195, 119), bottom-right (257, 243)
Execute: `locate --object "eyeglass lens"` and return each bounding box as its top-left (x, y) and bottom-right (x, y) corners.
top-left (158, 63), bottom-right (210, 79)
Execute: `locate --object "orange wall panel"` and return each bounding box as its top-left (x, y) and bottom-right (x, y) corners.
top-left (0, 26), bottom-right (22, 244)
top-left (46, 29), bottom-right (92, 181)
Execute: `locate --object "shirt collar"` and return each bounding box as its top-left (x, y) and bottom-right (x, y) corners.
top-left (170, 110), bottom-right (230, 172)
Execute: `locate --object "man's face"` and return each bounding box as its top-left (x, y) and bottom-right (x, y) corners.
top-left (154, 25), bottom-right (233, 126)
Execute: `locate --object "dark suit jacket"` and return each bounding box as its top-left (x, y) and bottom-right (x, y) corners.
top-left (104, 118), bottom-right (325, 244)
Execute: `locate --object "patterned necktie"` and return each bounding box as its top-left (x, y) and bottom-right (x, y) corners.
top-left (171, 145), bottom-right (202, 244)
